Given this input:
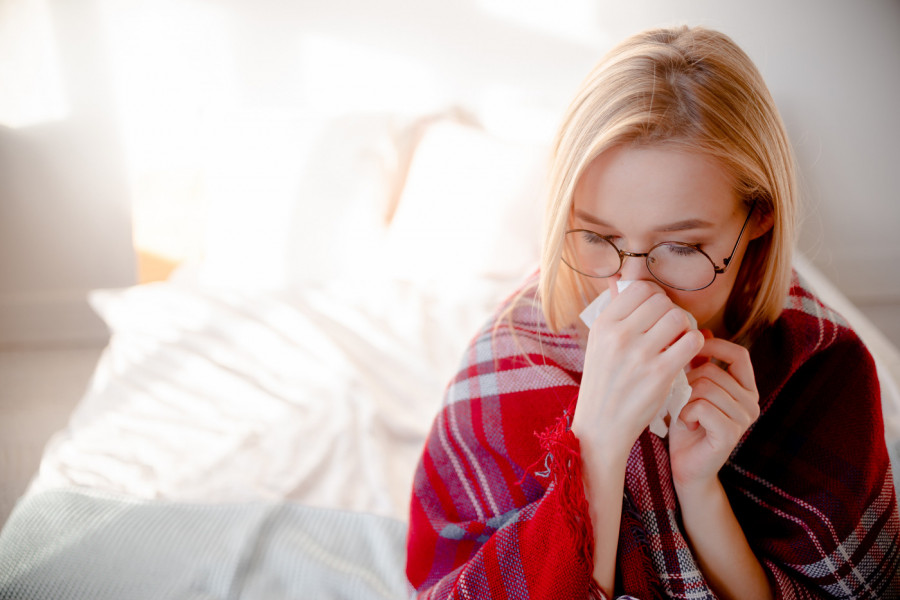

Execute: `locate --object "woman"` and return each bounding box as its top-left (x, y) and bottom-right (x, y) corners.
top-left (406, 26), bottom-right (899, 599)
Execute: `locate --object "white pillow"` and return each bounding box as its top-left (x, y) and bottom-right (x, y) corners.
top-left (382, 120), bottom-right (547, 293)
top-left (191, 109), bottom-right (402, 288)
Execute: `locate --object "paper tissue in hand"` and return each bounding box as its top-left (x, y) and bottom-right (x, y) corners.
top-left (579, 280), bottom-right (697, 438)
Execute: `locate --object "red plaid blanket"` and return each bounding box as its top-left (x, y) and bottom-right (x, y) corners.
top-left (406, 272), bottom-right (900, 599)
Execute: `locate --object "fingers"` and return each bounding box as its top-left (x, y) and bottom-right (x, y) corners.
top-left (642, 306), bottom-right (694, 350)
top-left (598, 279), bottom-right (663, 322)
top-left (604, 281), bottom-right (691, 337)
top-left (686, 337), bottom-right (761, 429)
top-left (677, 398), bottom-right (743, 442)
top-left (659, 328), bottom-right (705, 372)
top-left (586, 279), bottom-right (702, 397)
top-left (692, 338), bottom-right (756, 392)
top-left (670, 336), bottom-right (761, 491)
top-left (601, 280), bottom-right (700, 366)
top-left (686, 367), bottom-right (759, 427)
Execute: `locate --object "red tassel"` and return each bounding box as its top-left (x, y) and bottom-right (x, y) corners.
top-left (531, 408), bottom-right (597, 580)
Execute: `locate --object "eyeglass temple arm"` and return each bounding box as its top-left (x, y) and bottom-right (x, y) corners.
top-left (716, 202), bottom-right (756, 273)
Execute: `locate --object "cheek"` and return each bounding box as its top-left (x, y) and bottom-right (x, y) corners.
top-left (586, 276), bottom-right (609, 299)
top-left (668, 286), bottom-right (729, 326)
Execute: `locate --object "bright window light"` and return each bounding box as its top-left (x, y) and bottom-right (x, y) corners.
top-left (476, 0), bottom-right (609, 48)
top-left (99, 0), bottom-right (235, 275)
top-left (298, 34), bottom-right (444, 116)
top-left (99, 0), bottom-right (235, 171)
top-left (0, 0), bottom-right (67, 128)
top-left (477, 84), bottom-right (560, 143)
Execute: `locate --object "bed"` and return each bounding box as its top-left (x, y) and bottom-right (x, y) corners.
top-left (1, 112), bottom-right (899, 599)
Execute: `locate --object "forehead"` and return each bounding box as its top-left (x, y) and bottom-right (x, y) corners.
top-left (574, 144), bottom-right (740, 225)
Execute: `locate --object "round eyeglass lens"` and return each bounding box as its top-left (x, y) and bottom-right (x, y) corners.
top-left (564, 230), bottom-right (621, 278)
top-left (646, 243), bottom-right (717, 290)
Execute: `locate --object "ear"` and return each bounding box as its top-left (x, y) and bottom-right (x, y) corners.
top-left (749, 206), bottom-right (774, 240)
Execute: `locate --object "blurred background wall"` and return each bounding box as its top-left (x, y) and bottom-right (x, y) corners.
top-left (1, 0), bottom-right (898, 346)
top-left (0, 0), bottom-right (134, 345)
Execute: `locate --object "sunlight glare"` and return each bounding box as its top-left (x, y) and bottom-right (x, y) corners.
top-left (476, 0), bottom-right (608, 47)
top-left (298, 34), bottom-right (444, 116)
top-left (99, 0), bottom-right (235, 267)
top-left (0, 0), bottom-right (67, 128)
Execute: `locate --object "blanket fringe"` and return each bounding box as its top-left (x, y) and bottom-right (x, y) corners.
top-left (530, 408), bottom-right (596, 581)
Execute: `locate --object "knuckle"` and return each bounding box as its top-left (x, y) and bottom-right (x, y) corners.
top-left (749, 400), bottom-right (761, 421)
top-left (691, 376), bottom-right (712, 393)
top-left (688, 363), bottom-right (709, 378)
top-left (701, 363), bottom-right (721, 378)
top-left (632, 280), bottom-right (660, 296)
top-left (645, 292), bottom-right (668, 313)
top-left (665, 307), bottom-right (689, 329)
top-left (696, 397), bottom-right (714, 413)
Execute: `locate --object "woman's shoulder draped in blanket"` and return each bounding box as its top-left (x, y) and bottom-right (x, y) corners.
top-left (407, 270), bottom-right (900, 600)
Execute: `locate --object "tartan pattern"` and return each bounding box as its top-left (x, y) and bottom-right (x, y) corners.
top-left (407, 272), bottom-right (900, 599)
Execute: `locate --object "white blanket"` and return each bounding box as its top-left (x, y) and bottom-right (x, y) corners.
top-left (11, 258), bottom-right (900, 600)
top-left (29, 278), bottom-right (511, 521)
top-left (0, 487), bottom-right (411, 599)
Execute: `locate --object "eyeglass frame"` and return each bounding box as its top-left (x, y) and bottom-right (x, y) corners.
top-left (562, 202), bottom-right (757, 291)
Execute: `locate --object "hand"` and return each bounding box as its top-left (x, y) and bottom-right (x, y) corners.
top-left (572, 278), bottom-right (705, 462)
top-left (669, 337), bottom-right (760, 493)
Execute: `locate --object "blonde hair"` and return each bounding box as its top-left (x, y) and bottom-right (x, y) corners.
top-left (539, 25), bottom-right (797, 344)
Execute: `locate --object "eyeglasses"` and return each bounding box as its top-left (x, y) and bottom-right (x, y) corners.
top-left (561, 203), bottom-right (756, 291)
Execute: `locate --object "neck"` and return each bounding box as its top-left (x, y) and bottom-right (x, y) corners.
top-left (700, 306), bottom-right (730, 339)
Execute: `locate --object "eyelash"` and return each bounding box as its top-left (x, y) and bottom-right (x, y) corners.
top-left (581, 231), bottom-right (613, 245)
top-left (666, 243), bottom-right (701, 256)
top-left (587, 232), bottom-right (705, 251)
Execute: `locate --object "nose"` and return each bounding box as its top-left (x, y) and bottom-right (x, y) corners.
top-left (618, 252), bottom-right (655, 282)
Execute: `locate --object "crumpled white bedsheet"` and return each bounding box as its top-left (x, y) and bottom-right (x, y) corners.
top-left (28, 259), bottom-right (900, 518)
top-left (30, 277), bottom-right (513, 521)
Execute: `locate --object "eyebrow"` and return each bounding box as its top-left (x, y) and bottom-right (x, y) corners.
top-left (573, 209), bottom-right (716, 232)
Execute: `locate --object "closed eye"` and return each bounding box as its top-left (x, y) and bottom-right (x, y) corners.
top-left (577, 230), bottom-right (614, 245)
top-left (659, 243), bottom-right (703, 256)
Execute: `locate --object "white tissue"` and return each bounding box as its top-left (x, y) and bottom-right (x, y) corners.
top-left (579, 280), bottom-right (697, 438)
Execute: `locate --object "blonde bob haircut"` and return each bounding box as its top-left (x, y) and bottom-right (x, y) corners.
top-left (539, 25), bottom-right (798, 344)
